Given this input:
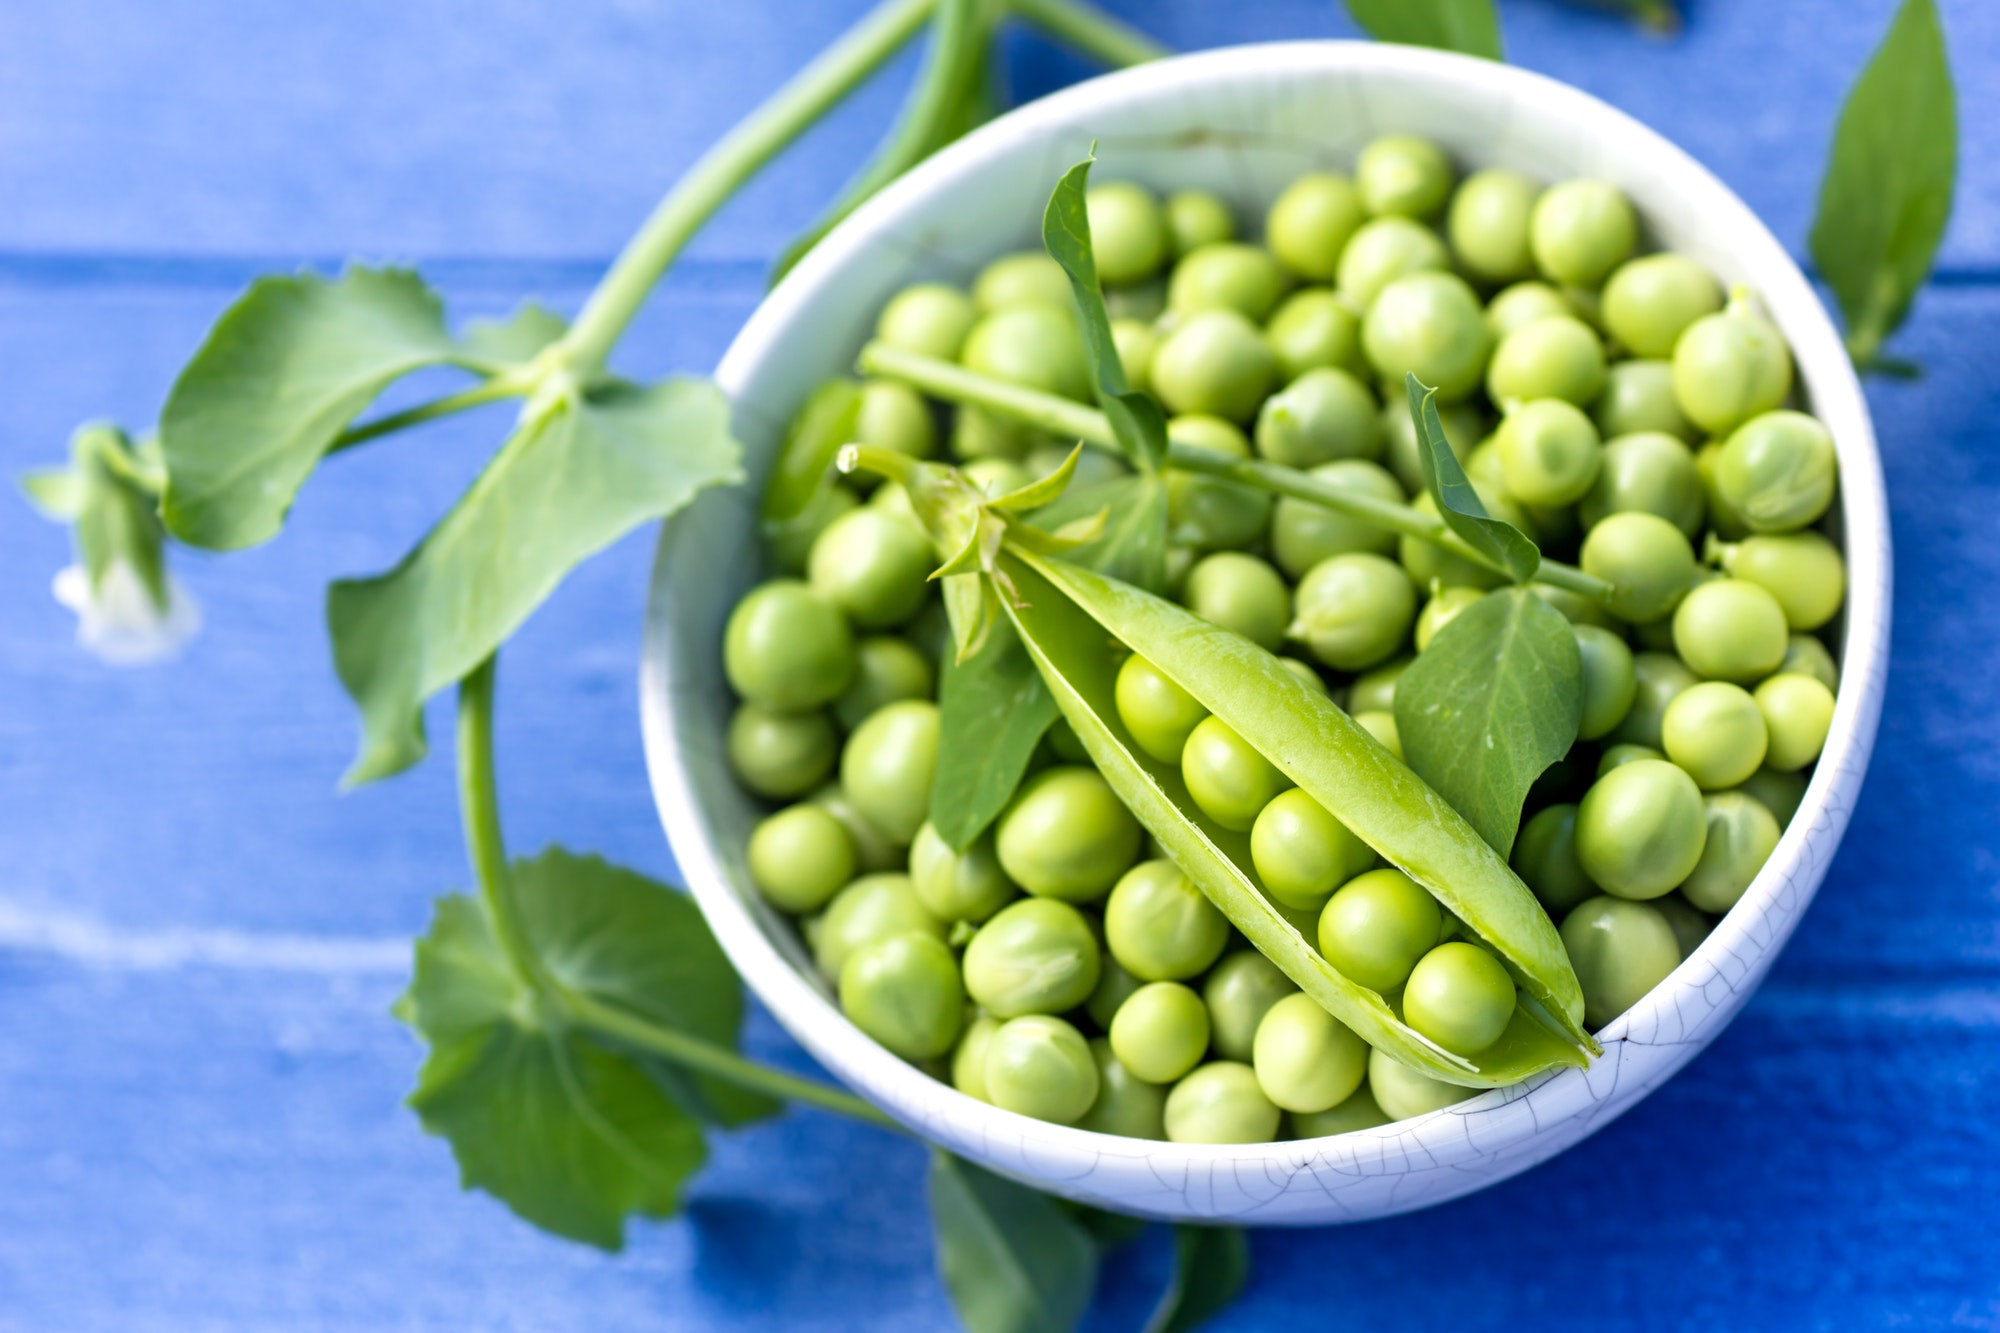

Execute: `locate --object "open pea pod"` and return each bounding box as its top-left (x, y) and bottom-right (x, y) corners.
top-left (997, 551), bottom-right (1597, 1088)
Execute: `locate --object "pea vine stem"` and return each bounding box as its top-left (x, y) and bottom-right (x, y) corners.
top-left (1007, 0), bottom-right (1171, 66)
top-left (332, 377), bottom-right (527, 456)
top-left (856, 340), bottom-right (1615, 599)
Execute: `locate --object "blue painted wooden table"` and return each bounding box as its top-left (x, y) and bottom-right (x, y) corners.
top-left (3, 2), bottom-right (1997, 1328)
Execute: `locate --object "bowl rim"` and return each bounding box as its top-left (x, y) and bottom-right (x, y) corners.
top-left (642, 38), bottom-right (1890, 1210)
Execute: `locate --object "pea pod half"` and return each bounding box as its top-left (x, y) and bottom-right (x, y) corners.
top-left (997, 549), bottom-right (1598, 1087)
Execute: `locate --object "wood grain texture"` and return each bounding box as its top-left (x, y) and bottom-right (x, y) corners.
top-left (1, 1), bottom-right (1997, 1328)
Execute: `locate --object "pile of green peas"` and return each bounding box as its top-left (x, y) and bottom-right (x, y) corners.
top-left (724, 133), bottom-right (1846, 1143)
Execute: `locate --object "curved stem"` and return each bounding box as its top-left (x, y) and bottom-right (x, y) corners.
top-left (1007, 0), bottom-right (1170, 66)
top-left (856, 341), bottom-right (1614, 599)
top-left (456, 656), bottom-right (549, 991)
top-left (558, 0), bottom-right (938, 375)
top-left (331, 377), bottom-right (526, 456)
top-left (565, 991), bottom-right (905, 1132)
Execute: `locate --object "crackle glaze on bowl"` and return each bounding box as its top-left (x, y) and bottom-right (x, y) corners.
top-left (640, 41), bottom-right (1889, 1224)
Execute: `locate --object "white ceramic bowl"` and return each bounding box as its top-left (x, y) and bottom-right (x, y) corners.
top-left (641, 41), bottom-right (1889, 1224)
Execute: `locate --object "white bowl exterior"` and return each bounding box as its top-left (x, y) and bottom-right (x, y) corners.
top-left (642, 42), bottom-right (1889, 1224)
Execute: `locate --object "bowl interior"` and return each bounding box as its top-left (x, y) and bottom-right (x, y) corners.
top-left (641, 41), bottom-right (1887, 1225)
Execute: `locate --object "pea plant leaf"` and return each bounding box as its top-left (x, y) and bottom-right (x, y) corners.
top-left (23, 424), bottom-right (170, 610)
top-left (928, 1151), bottom-right (1098, 1333)
top-left (396, 848), bottom-right (762, 1250)
top-left (458, 301), bottom-right (571, 369)
top-left (1393, 586), bottom-right (1582, 860)
top-left (159, 266), bottom-right (468, 550)
top-left (1560, 0), bottom-right (1678, 32)
top-left (1145, 1226), bottom-right (1252, 1333)
top-left (1345, 0), bottom-right (1503, 61)
top-left (1406, 375), bottom-right (1540, 585)
top-left (929, 621), bottom-right (1062, 852)
top-left (329, 376), bottom-right (742, 785)
top-left (1041, 155), bottom-right (1170, 475)
top-left (1033, 472), bottom-right (1168, 593)
top-left (1808, 0), bottom-right (1957, 370)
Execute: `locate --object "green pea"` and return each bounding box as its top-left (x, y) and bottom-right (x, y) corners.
top-left (1581, 431), bottom-right (1704, 538)
top-left (1402, 942), bottom-right (1516, 1057)
top-left (1398, 494), bottom-right (1506, 592)
top-left (1754, 673), bottom-right (1836, 772)
top-left (839, 932), bottom-right (965, 1060)
top-left (1109, 980), bottom-right (1211, 1084)
top-left (1381, 397), bottom-right (1482, 496)
top-left (1487, 315), bottom-right (1606, 407)
top-left (1575, 759), bottom-right (1708, 899)
top-left (1086, 181), bottom-right (1169, 285)
top-left (1593, 359), bottom-right (1697, 442)
top-left (1679, 791), bottom-right (1780, 913)
top-left (877, 282), bottom-right (978, 361)
top-left (1690, 439), bottom-right (1748, 539)
top-left (1255, 366), bottom-right (1383, 468)
top-left (962, 305), bottom-right (1091, 401)
top-left (1414, 585), bottom-right (1483, 653)
top-left (1672, 306), bottom-right (1793, 436)
top-left (1167, 189), bottom-right (1236, 255)
top-left (1512, 803), bottom-right (1594, 917)
top-left (834, 635), bottom-right (935, 730)
top-left (1164, 1061), bottom-right (1280, 1144)
top-left (766, 482), bottom-right (859, 576)
top-left (1317, 867), bottom-right (1440, 992)
top-left (1337, 216), bottom-right (1449, 309)
top-left (908, 822), bottom-right (1018, 925)
top-left (1355, 134), bottom-right (1451, 219)
top-left (1265, 172), bottom-right (1365, 280)
top-left (1099, 318), bottom-right (1156, 396)
top-left (808, 508), bottom-right (933, 629)
top-left (1085, 956), bottom-right (1143, 1030)
top-left (839, 700), bottom-right (940, 843)
top-left (1246, 991), bottom-right (1365, 1113)
top-left (1267, 288), bottom-right (1364, 380)
top-left (809, 782), bottom-right (907, 873)
top-left (1271, 460), bottom-right (1404, 577)
top-left (1291, 552), bottom-right (1417, 671)
top-left (1182, 551), bottom-right (1292, 651)
top-left (1607, 652), bottom-right (1697, 749)
top-left (1601, 253), bottom-right (1724, 357)
top-left (1566, 623), bottom-right (1636, 742)
top-left (961, 896), bottom-right (1101, 1019)
top-left (729, 700), bottom-right (838, 801)
top-left (815, 873), bottom-right (943, 979)
top-left (1672, 578), bottom-right (1789, 682)
top-left (1149, 308), bottom-right (1279, 423)
top-left (952, 1012), bottom-right (999, 1101)
top-left (1776, 634), bottom-right (1839, 693)
top-left (984, 1014), bottom-right (1099, 1125)
top-left (996, 766), bottom-right (1142, 902)
top-left (1486, 281), bottom-right (1576, 340)
top-left (1290, 1083), bottom-right (1392, 1136)
top-left (1168, 242), bottom-right (1288, 322)
top-left (1182, 715), bottom-right (1291, 832)
top-left (1448, 167), bottom-right (1539, 284)
top-left (1662, 681), bottom-right (1768, 790)
top-left (1738, 766), bottom-right (1808, 828)
top-left (950, 406), bottom-right (1036, 462)
top-left (1559, 896), bottom-right (1681, 1029)
top-left (746, 804), bottom-right (856, 914)
top-left (1076, 1037), bottom-right (1168, 1138)
top-left (857, 378), bottom-right (938, 464)
top-left (1361, 271), bottom-right (1493, 404)
top-left (1530, 180), bottom-right (1636, 287)
top-left (1714, 531), bottom-right (1845, 632)
top-left (1653, 892), bottom-right (1713, 959)
top-left (1598, 743), bottom-right (1665, 777)
top-left (1114, 654), bottom-right (1208, 768)
top-left (1367, 1048), bottom-right (1475, 1121)
top-left (1348, 657), bottom-right (1410, 715)
top-left (961, 456), bottom-right (1035, 497)
top-left (1496, 399), bottom-right (1602, 507)
top-left (1162, 413), bottom-right (1269, 551)
top-left (1533, 582), bottom-right (1619, 631)
top-left (1203, 950), bottom-right (1299, 1061)
top-left (1353, 709), bottom-right (1403, 761)
top-left (1247, 789), bottom-right (1372, 913)
top-left (1716, 410), bottom-right (1838, 534)
top-left (1579, 511), bottom-right (1696, 623)
top-left (1104, 859), bottom-right (1229, 983)
top-left (973, 251), bottom-right (1071, 312)
top-left (725, 580), bottom-right (855, 711)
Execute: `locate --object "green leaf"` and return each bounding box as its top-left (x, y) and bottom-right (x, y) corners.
top-left (929, 620), bottom-right (1062, 851)
top-left (1033, 472), bottom-right (1168, 593)
top-left (1406, 376), bottom-right (1539, 585)
top-left (929, 1151), bottom-right (1098, 1333)
top-left (1345, 0), bottom-right (1503, 60)
top-left (1070, 1203), bottom-right (1147, 1252)
top-left (329, 376), bottom-right (742, 784)
top-left (1001, 549), bottom-right (1594, 1085)
top-left (26, 425), bottom-right (172, 610)
top-left (20, 467), bottom-right (85, 520)
top-left (1041, 155), bottom-right (1170, 474)
top-left (398, 848), bottom-right (758, 1249)
top-left (763, 379), bottom-right (862, 522)
top-left (459, 302), bottom-right (571, 369)
top-left (1562, 0), bottom-right (1678, 32)
top-left (1145, 1226), bottom-right (1251, 1333)
top-left (1394, 587), bottom-right (1582, 860)
top-left (772, 0), bottom-right (994, 283)
top-left (1808, 0), bottom-right (1957, 368)
top-left (159, 266), bottom-right (464, 550)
